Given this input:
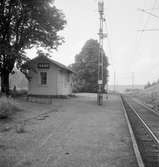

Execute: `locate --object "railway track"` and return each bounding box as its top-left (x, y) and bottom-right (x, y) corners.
top-left (121, 95), bottom-right (159, 167)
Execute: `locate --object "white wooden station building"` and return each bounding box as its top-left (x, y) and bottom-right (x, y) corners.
top-left (27, 54), bottom-right (73, 98)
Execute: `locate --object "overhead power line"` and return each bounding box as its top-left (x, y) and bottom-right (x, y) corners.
top-left (138, 8), bottom-right (159, 20)
top-left (144, 7), bottom-right (159, 11)
top-left (135, 0), bottom-right (158, 57)
top-left (103, 14), bottom-right (116, 71)
top-left (137, 29), bottom-right (159, 32)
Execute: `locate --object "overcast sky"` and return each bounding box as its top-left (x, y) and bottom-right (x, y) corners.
top-left (28, 0), bottom-right (159, 85)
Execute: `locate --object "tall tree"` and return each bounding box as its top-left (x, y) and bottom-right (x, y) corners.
top-left (0, 0), bottom-right (66, 95)
top-left (70, 39), bottom-right (109, 93)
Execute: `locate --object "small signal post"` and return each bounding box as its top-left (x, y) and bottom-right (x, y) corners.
top-left (97, 0), bottom-right (106, 105)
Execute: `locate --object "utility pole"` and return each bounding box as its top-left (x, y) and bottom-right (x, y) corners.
top-left (97, 0), bottom-right (106, 105)
top-left (114, 72), bottom-right (116, 92)
top-left (132, 72), bottom-right (134, 89)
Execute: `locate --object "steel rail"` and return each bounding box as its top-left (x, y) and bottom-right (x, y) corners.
top-left (132, 98), bottom-right (159, 117)
top-left (120, 96), bottom-right (145, 167)
top-left (124, 97), bottom-right (159, 145)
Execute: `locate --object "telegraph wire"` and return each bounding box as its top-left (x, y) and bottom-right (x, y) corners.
top-left (140, 0), bottom-right (158, 34)
top-left (103, 13), bottom-right (116, 72)
top-left (143, 7), bottom-right (159, 11)
top-left (135, 0), bottom-right (158, 57)
top-left (103, 12), bottom-right (118, 89)
top-left (138, 28), bottom-right (159, 32)
top-left (138, 8), bottom-right (159, 20)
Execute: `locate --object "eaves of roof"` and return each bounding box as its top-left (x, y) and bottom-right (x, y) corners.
top-left (31, 55), bottom-right (74, 73)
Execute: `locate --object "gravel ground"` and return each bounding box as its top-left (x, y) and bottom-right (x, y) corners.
top-left (0, 94), bottom-right (138, 167)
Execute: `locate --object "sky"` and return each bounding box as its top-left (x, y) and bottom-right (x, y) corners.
top-left (28, 0), bottom-right (159, 86)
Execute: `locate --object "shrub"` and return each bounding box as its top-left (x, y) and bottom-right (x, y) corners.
top-left (0, 102), bottom-right (12, 119)
top-left (0, 98), bottom-right (20, 119)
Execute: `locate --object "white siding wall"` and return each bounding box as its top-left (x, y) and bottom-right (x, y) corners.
top-left (28, 57), bottom-right (72, 96)
top-left (57, 70), bottom-right (72, 95)
top-left (29, 60), bottom-right (57, 95)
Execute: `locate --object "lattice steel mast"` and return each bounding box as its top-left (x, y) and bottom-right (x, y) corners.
top-left (97, 0), bottom-right (106, 105)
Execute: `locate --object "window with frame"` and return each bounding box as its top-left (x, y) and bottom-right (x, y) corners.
top-left (40, 72), bottom-right (47, 85)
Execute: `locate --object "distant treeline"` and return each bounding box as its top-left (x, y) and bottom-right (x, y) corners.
top-left (144, 79), bottom-right (159, 89)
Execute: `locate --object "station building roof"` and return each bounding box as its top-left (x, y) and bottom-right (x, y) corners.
top-left (28, 54), bottom-right (73, 73)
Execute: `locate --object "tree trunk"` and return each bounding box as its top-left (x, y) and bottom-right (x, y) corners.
top-left (1, 69), bottom-right (10, 96)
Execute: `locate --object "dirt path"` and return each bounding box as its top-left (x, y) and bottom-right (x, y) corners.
top-left (0, 94), bottom-right (138, 167)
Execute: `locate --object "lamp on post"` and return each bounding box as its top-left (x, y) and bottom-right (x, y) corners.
top-left (98, 0), bottom-right (104, 13)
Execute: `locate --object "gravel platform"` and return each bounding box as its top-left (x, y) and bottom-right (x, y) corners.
top-left (0, 94), bottom-right (138, 167)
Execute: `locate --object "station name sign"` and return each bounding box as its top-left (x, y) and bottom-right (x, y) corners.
top-left (37, 63), bottom-right (50, 69)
